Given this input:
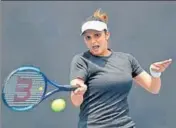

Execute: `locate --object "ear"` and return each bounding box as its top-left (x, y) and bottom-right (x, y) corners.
top-left (105, 31), bottom-right (110, 40)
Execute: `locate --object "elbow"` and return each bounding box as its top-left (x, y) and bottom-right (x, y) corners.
top-left (151, 91), bottom-right (160, 95)
top-left (149, 82), bottom-right (161, 95)
top-left (150, 88), bottom-right (160, 95)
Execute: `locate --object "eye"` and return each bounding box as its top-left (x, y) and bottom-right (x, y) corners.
top-left (95, 33), bottom-right (101, 38)
top-left (85, 36), bottom-right (91, 40)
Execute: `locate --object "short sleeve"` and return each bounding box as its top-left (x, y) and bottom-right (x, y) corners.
top-left (128, 54), bottom-right (144, 78)
top-left (69, 55), bottom-right (88, 81)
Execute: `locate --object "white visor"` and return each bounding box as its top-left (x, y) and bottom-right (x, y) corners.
top-left (81, 21), bottom-right (108, 35)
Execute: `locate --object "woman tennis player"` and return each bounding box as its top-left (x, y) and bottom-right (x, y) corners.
top-left (69, 9), bottom-right (172, 128)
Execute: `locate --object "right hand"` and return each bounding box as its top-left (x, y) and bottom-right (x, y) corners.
top-left (70, 78), bottom-right (87, 95)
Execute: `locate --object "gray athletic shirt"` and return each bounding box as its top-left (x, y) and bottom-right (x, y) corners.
top-left (70, 50), bottom-right (143, 128)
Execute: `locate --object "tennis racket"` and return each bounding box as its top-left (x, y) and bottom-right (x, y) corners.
top-left (2, 66), bottom-right (76, 112)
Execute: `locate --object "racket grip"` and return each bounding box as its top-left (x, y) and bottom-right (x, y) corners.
top-left (59, 85), bottom-right (77, 91)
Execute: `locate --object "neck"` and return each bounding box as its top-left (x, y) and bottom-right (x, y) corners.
top-left (98, 48), bottom-right (112, 57)
top-left (88, 48), bottom-right (112, 57)
top-left (103, 49), bottom-right (112, 56)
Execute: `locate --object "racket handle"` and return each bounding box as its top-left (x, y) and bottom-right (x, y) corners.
top-left (59, 85), bottom-right (77, 91)
top-left (43, 85), bottom-right (77, 100)
top-left (48, 80), bottom-right (77, 91)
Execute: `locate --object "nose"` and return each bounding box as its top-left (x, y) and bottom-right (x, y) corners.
top-left (91, 37), bottom-right (97, 45)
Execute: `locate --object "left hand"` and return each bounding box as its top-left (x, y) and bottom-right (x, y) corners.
top-left (150, 59), bottom-right (172, 72)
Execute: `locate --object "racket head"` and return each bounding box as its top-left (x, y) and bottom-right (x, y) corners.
top-left (2, 66), bottom-right (47, 111)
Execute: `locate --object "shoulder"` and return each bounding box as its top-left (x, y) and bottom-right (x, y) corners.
top-left (112, 51), bottom-right (138, 64)
top-left (71, 51), bottom-right (90, 64)
top-left (113, 51), bottom-right (133, 59)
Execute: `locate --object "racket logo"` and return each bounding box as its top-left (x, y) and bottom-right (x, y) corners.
top-left (14, 77), bottom-right (32, 102)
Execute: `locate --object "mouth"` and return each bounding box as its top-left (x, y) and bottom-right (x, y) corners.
top-left (92, 45), bottom-right (100, 51)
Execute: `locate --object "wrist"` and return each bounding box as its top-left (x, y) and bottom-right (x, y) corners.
top-left (72, 90), bottom-right (85, 96)
top-left (150, 66), bottom-right (161, 78)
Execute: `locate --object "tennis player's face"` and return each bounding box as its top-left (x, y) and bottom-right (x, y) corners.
top-left (83, 30), bottom-right (110, 56)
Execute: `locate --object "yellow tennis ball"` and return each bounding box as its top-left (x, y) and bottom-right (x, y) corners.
top-left (38, 86), bottom-right (43, 91)
top-left (51, 99), bottom-right (66, 112)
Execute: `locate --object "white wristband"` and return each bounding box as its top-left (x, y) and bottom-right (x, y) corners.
top-left (150, 67), bottom-right (161, 78)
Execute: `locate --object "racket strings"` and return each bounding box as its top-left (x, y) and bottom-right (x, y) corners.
top-left (4, 71), bottom-right (45, 108)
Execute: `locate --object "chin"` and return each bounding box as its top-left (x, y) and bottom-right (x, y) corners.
top-left (90, 51), bottom-right (103, 56)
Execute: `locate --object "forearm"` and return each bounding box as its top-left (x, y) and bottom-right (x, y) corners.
top-left (134, 59), bottom-right (172, 94)
top-left (134, 71), bottom-right (162, 94)
top-left (70, 91), bottom-right (84, 107)
top-left (149, 77), bottom-right (161, 94)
